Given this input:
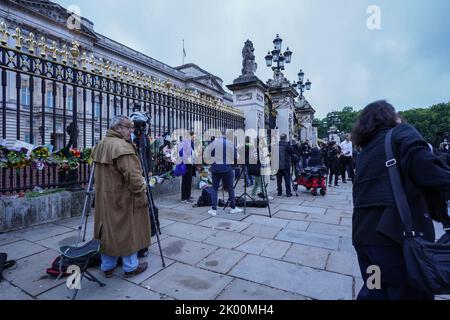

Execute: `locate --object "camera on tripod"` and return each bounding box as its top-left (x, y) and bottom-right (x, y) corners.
top-left (130, 104), bottom-right (152, 137)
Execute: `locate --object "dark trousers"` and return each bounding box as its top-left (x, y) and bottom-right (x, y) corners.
top-left (211, 171), bottom-right (236, 210)
top-left (181, 164), bottom-right (193, 200)
top-left (328, 161), bottom-right (339, 186)
top-left (340, 156), bottom-right (354, 182)
top-left (277, 168), bottom-right (292, 196)
top-left (355, 245), bottom-right (434, 300)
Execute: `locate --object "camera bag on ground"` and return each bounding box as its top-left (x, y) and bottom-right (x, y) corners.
top-left (195, 187), bottom-right (213, 207)
top-left (46, 252), bottom-right (102, 278)
top-left (386, 128), bottom-right (450, 295)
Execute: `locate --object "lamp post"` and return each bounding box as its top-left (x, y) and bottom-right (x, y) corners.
top-left (293, 69), bottom-right (312, 100)
top-left (326, 112), bottom-right (341, 141)
top-left (265, 34), bottom-right (293, 84)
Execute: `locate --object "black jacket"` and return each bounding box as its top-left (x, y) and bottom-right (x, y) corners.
top-left (308, 148), bottom-right (323, 167)
top-left (278, 141), bottom-right (295, 171)
top-left (353, 124), bottom-right (450, 247)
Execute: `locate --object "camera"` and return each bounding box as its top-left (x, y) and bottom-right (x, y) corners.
top-left (130, 104), bottom-right (152, 137)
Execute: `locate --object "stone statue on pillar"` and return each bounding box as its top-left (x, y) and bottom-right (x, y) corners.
top-left (241, 40), bottom-right (257, 77)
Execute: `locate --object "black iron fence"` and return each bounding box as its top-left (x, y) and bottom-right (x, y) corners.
top-left (0, 29), bottom-right (244, 194)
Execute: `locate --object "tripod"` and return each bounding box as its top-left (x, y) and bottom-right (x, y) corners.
top-left (223, 165), bottom-right (272, 218)
top-left (76, 163), bottom-right (96, 246)
top-left (135, 133), bottom-right (166, 268)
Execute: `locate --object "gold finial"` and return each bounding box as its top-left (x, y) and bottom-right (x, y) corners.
top-left (12, 27), bottom-right (23, 50)
top-left (97, 57), bottom-right (103, 74)
top-left (104, 60), bottom-right (111, 77)
top-left (61, 44), bottom-right (68, 64)
top-left (0, 21), bottom-right (10, 46)
top-left (118, 65), bottom-right (124, 80)
top-left (26, 32), bottom-right (36, 54)
top-left (69, 40), bottom-right (80, 66)
top-left (37, 36), bottom-right (47, 57)
top-left (89, 53), bottom-right (96, 72)
top-left (80, 51), bottom-right (88, 70)
top-left (49, 41), bottom-right (58, 61)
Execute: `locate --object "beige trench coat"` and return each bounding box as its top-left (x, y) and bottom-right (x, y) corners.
top-left (91, 129), bottom-right (151, 257)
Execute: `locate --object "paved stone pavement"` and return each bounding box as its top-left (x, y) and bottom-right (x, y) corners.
top-left (1, 181), bottom-right (449, 301)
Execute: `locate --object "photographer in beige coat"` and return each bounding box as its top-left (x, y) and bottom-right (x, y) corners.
top-left (91, 115), bottom-right (150, 278)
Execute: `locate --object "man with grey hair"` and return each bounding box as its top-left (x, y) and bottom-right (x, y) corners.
top-left (91, 115), bottom-right (150, 278)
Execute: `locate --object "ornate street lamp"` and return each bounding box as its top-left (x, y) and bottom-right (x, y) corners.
top-left (265, 34), bottom-right (293, 74)
top-left (293, 69), bottom-right (312, 99)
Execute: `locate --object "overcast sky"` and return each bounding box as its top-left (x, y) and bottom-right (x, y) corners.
top-left (56, 0), bottom-right (450, 118)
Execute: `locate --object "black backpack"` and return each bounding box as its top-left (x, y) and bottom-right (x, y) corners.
top-left (196, 188), bottom-right (213, 207)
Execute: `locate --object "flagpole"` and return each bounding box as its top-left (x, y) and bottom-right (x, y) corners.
top-left (182, 39), bottom-right (185, 65)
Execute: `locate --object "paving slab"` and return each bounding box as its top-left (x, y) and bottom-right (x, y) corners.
top-left (0, 232), bottom-right (22, 246)
top-left (142, 262), bottom-right (233, 300)
top-left (242, 215), bottom-right (289, 229)
top-left (161, 221), bottom-right (217, 242)
top-left (274, 211), bottom-right (308, 221)
top-left (283, 244), bottom-right (330, 269)
top-left (0, 240), bottom-right (48, 261)
top-left (304, 214), bottom-right (342, 225)
top-left (38, 269), bottom-right (168, 300)
top-left (285, 221), bottom-right (310, 231)
top-left (149, 236), bottom-right (217, 265)
top-left (229, 255), bottom-right (353, 300)
top-left (0, 281), bottom-right (34, 300)
top-left (160, 209), bottom-right (210, 224)
top-left (307, 222), bottom-right (352, 238)
top-left (241, 224), bottom-right (282, 239)
top-left (197, 248), bottom-right (246, 274)
top-left (340, 217), bottom-right (352, 227)
top-left (35, 230), bottom-right (93, 252)
top-left (3, 249), bottom-right (66, 297)
top-left (14, 224), bottom-right (74, 242)
top-left (216, 279), bottom-right (307, 300)
top-left (276, 204), bottom-right (326, 215)
top-left (326, 251), bottom-right (361, 278)
top-left (203, 230), bottom-right (252, 249)
top-left (119, 253), bottom-right (176, 285)
top-left (236, 237), bottom-right (291, 260)
top-left (199, 217), bottom-right (251, 233)
top-left (276, 229), bottom-right (340, 250)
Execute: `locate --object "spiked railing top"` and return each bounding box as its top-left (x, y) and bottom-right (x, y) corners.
top-left (0, 21), bottom-right (244, 118)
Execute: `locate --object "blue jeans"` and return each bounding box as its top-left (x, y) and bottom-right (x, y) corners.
top-left (101, 253), bottom-right (139, 273)
top-left (211, 171), bottom-right (236, 210)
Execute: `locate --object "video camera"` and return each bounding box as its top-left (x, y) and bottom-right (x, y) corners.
top-left (130, 104), bottom-right (152, 137)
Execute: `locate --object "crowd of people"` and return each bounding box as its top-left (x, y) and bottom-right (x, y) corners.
top-left (89, 100), bottom-right (449, 301)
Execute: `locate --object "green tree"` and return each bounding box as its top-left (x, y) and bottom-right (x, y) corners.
top-left (399, 102), bottom-right (450, 147)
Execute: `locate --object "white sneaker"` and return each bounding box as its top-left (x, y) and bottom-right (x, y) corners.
top-left (208, 209), bottom-right (217, 216)
top-left (230, 207), bottom-right (243, 214)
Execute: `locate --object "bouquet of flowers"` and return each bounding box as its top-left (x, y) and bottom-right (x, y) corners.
top-left (31, 146), bottom-right (51, 171)
top-left (51, 148), bottom-right (79, 171)
top-left (6, 149), bottom-right (30, 170)
top-left (80, 148), bottom-right (93, 165)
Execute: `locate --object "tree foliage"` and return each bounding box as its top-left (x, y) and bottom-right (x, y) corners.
top-left (316, 102), bottom-right (449, 146)
top-left (399, 102), bottom-right (450, 147)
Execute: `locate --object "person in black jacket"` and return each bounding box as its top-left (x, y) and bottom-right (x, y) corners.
top-left (277, 134), bottom-right (295, 197)
top-left (308, 147), bottom-right (323, 167)
top-left (326, 141), bottom-right (340, 187)
top-left (300, 140), bottom-right (312, 168)
top-left (352, 100), bottom-right (450, 300)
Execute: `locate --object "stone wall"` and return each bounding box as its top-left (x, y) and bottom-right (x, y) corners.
top-left (0, 178), bottom-right (181, 233)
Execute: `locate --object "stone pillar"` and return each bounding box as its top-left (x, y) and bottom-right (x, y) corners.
top-left (227, 77), bottom-right (267, 135)
top-left (268, 84), bottom-right (298, 140)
